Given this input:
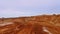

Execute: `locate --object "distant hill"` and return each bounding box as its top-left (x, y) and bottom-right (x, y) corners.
top-left (0, 14), bottom-right (60, 34)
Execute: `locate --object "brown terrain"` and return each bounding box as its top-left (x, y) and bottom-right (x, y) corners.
top-left (0, 14), bottom-right (60, 34)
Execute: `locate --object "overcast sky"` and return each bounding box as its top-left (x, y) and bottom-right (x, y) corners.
top-left (0, 0), bottom-right (60, 18)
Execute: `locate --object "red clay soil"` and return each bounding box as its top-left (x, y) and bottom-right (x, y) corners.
top-left (0, 14), bottom-right (60, 34)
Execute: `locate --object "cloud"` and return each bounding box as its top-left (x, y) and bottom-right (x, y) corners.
top-left (0, 8), bottom-right (60, 18)
top-left (0, 9), bottom-right (43, 18)
top-left (0, 0), bottom-right (60, 18)
top-left (0, 0), bottom-right (54, 9)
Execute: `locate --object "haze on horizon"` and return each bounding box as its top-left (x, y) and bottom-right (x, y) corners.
top-left (0, 0), bottom-right (60, 18)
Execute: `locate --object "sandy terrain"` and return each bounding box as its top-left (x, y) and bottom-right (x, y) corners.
top-left (0, 14), bottom-right (60, 34)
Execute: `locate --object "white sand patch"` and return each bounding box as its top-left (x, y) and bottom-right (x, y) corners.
top-left (43, 27), bottom-right (52, 34)
top-left (0, 22), bottom-right (13, 26)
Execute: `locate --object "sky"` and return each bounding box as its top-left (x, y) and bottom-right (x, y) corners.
top-left (0, 0), bottom-right (60, 18)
